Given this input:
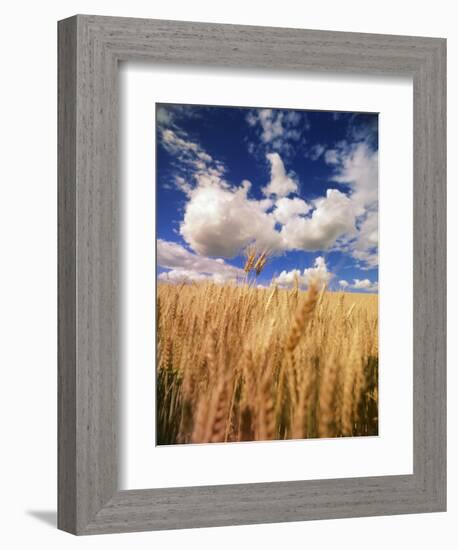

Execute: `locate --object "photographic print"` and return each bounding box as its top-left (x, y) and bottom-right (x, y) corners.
top-left (156, 103), bottom-right (378, 445)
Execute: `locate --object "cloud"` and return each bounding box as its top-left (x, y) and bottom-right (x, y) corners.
top-left (323, 141), bottom-right (378, 210)
top-left (307, 144), bottom-right (326, 161)
top-left (347, 113), bottom-right (378, 147)
top-left (177, 152), bottom-right (359, 257)
top-left (352, 279), bottom-right (378, 292)
top-left (177, 150), bottom-right (356, 258)
top-left (158, 269), bottom-right (240, 285)
top-left (156, 106), bottom-right (174, 126)
top-left (158, 124), bottom-right (226, 195)
top-left (280, 189), bottom-right (356, 250)
top-left (262, 153), bottom-right (298, 197)
top-left (156, 104), bottom-right (204, 130)
top-left (159, 115), bottom-right (377, 268)
top-left (338, 278), bottom-right (378, 292)
top-left (273, 197), bottom-right (310, 224)
top-left (272, 268), bottom-right (302, 288)
top-left (248, 109), bottom-right (285, 143)
top-left (157, 239), bottom-right (244, 282)
top-left (246, 108), bottom-right (307, 157)
top-left (303, 256), bottom-right (333, 286)
top-left (351, 210), bottom-right (378, 268)
top-left (161, 128), bottom-right (214, 166)
top-left (324, 149), bottom-right (340, 165)
top-left (158, 121), bottom-right (283, 258)
top-left (179, 179), bottom-right (282, 258)
top-left (273, 256), bottom-right (332, 289)
top-left (332, 142), bottom-right (378, 212)
top-left (158, 269), bottom-right (208, 284)
top-left (323, 141), bottom-right (378, 267)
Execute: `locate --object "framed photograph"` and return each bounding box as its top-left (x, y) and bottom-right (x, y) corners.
top-left (58, 15), bottom-right (446, 535)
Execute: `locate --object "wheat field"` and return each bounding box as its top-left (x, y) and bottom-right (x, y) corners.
top-left (157, 281), bottom-right (378, 445)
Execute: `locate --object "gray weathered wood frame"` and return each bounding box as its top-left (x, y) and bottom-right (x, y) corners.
top-left (58, 14), bottom-right (446, 535)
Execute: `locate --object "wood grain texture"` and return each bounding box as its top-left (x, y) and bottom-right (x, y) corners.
top-left (57, 16), bottom-right (77, 533)
top-left (57, 14), bottom-right (446, 535)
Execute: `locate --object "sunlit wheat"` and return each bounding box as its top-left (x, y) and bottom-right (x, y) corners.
top-left (157, 280), bottom-right (378, 445)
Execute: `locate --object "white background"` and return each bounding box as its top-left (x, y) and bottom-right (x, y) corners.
top-left (122, 66), bottom-right (413, 489)
top-left (0, 1), bottom-right (455, 549)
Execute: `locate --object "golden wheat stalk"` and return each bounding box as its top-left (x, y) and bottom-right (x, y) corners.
top-left (291, 362), bottom-right (314, 440)
top-left (318, 343), bottom-right (340, 438)
top-left (340, 333), bottom-right (360, 436)
top-left (243, 245), bottom-right (257, 274)
top-left (257, 367), bottom-right (276, 440)
top-left (264, 284), bottom-right (278, 313)
top-left (286, 282), bottom-right (319, 352)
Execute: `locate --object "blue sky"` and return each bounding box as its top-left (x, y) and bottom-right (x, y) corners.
top-left (156, 103), bottom-right (378, 292)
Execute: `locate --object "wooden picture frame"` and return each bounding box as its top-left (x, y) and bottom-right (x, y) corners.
top-left (58, 14), bottom-right (446, 535)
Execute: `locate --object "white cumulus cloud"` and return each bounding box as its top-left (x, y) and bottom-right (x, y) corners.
top-left (323, 141), bottom-right (379, 267)
top-left (338, 278), bottom-right (378, 292)
top-left (333, 142), bottom-right (378, 213)
top-left (352, 278), bottom-right (378, 292)
top-left (280, 189), bottom-right (356, 251)
top-left (273, 197), bottom-right (310, 224)
top-left (157, 239), bottom-right (244, 283)
top-left (262, 153), bottom-right (298, 197)
top-left (273, 256), bottom-right (332, 289)
top-left (303, 256), bottom-right (333, 286)
top-left (158, 269), bottom-right (239, 285)
top-left (179, 180), bottom-right (282, 258)
top-left (158, 269), bottom-right (208, 284)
